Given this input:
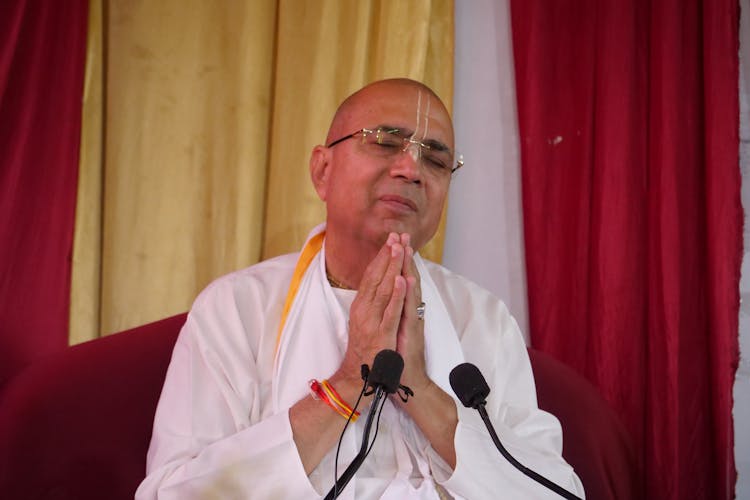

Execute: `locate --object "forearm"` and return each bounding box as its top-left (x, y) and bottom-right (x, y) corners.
top-left (138, 410), bottom-right (317, 499)
top-left (141, 373), bottom-right (369, 498)
top-left (440, 405), bottom-right (584, 499)
top-left (399, 380), bottom-right (458, 469)
top-left (289, 372), bottom-right (370, 474)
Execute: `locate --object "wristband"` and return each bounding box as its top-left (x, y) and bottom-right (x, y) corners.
top-left (309, 379), bottom-right (360, 422)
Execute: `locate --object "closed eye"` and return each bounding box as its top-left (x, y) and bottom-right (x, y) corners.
top-left (425, 157), bottom-right (449, 171)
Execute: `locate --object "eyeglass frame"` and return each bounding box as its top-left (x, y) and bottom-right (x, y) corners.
top-left (326, 127), bottom-right (464, 174)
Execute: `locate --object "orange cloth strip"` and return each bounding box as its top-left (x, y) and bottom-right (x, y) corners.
top-left (274, 231), bottom-right (326, 355)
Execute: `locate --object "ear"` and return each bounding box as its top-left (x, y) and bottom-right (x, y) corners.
top-left (309, 145), bottom-right (331, 201)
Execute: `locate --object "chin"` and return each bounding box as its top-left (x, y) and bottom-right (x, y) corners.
top-left (378, 220), bottom-right (434, 250)
top-left (380, 219), bottom-right (413, 236)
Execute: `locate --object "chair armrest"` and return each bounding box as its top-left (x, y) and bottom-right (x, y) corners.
top-left (0, 313), bottom-right (186, 500)
top-left (528, 347), bottom-right (642, 499)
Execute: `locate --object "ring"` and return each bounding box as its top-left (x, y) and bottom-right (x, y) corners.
top-left (416, 302), bottom-right (426, 321)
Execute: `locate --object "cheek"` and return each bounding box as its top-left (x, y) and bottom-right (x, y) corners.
top-left (425, 183), bottom-right (449, 218)
top-left (327, 172), bottom-right (371, 210)
top-left (334, 168), bottom-right (378, 200)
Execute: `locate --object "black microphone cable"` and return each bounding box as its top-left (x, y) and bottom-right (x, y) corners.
top-left (450, 362), bottom-right (582, 500)
top-left (331, 375), bottom-right (388, 499)
top-left (325, 349), bottom-right (409, 500)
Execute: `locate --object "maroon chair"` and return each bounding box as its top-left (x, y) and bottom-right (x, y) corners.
top-left (0, 314), bottom-right (639, 499)
top-left (0, 313), bottom-right (186, 500)
top-left (528, 348), bottom-right (642, 499)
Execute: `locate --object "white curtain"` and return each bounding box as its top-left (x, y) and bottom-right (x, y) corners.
top-left (735, 0), bottom-right (750, 496)
top-left (445, 0), bottom-right (529, 341)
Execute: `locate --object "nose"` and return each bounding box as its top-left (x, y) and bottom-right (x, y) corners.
top-left (389, 142), bottom-right (422, 184)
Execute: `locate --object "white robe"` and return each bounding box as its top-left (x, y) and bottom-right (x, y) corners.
top-left (137, 229), bottom-right (584, 499)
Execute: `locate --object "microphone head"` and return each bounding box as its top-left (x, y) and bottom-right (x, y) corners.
top-left (367, 349), bottom-right (404, 394)
top-left (449, 362), bottom-right (490, 409)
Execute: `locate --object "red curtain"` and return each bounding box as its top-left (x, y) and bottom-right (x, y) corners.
top-left (511, 1), bottom-right (740, 499)
top-left (0, 0), bottom-right (89, 384)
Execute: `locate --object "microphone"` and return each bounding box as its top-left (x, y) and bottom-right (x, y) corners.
top-left (449, 363), bottom-right (490, 409)
top-left (366, 349), bottom-right (404, 394)
top-left (449, 363), bottom-right (582, 500)
top-left (324, 349), bottom-right (404, 500)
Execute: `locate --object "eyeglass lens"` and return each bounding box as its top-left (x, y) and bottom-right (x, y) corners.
top-left (362, 129), bottom-right (455, 173)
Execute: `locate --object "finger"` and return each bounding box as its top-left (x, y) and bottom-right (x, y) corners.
top-left (381, 275), bottom-right (407, 339)
top-left (370, 242), bottom-right (405, 310)
top-left (399, 246), bottom-right (425, 336)
top-left (396, 272), bottom-right (425, 370)
top-left (401, 245), bottom-right (421, 297)
top-left (402, 273), bottom-right (419, 322)
top-left (357, 232), bottom-right (399, 296)
top-left (399, 232), bottom-right (411, 248)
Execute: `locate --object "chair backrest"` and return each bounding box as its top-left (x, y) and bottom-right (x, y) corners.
top-left (0, 313), bottom-right (186, 500)
top-left (528, 347), bottom-right (642, 499)
top-left (0, 314), bottom-right (639, 499)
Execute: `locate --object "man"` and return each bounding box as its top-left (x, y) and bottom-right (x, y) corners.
top-left (137, 79), bottom-right (584, 498)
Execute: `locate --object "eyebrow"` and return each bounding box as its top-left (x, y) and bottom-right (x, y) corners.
top-left (375, 124), bottom-right (407, 134)
top-left (373, 124), bottom-right (452, 153)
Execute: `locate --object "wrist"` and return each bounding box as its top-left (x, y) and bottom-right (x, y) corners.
top-left (402, 369), bottom-right (432, 396)
top-left (399, 376), bottom-right (437, 406)
top-left (329, 368), bottom-right (370, 405)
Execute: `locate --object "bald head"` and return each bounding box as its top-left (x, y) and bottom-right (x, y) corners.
top-left (309, 78), bottom-right (455, 256)
top-left (325, 79), bottom-right (454, 149)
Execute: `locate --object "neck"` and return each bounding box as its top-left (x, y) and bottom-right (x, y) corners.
top-left (324, 231), bottom-right (382, 290)
top-left (326, 271), bottom-right (354, 290)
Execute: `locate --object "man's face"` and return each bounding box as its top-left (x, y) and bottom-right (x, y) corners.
top-left (314, 82), bottom-right (455, 252)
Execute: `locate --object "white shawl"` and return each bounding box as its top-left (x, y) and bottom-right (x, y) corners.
top-left (272, 224), bottom-right (465, 498)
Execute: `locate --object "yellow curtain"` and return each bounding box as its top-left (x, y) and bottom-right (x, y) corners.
top-left (71, 0), bottom-right (454, 342)
top-left (70, 0), bottom-right (104, 345)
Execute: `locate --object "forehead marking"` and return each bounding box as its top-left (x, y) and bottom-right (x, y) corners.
top-left (405, 90), bottom-right (432, 162)
top-left (412, 89), bottom-right (431, 141)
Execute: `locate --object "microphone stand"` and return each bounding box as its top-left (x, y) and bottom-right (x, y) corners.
top-left (323, 385), bottom-right (387, 500)
top-left (476, 403), bottom-right (582, 500)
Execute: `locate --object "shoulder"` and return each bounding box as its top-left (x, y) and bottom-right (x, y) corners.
top-left (422, 260), bottom-right (513, 321)
top-left (177, 253), bottom-right (300, 362)
top-left (424, 261), bottom-right (533, 404)
top-left (192, 253), bottom-right (299, 311)
top-left (422, 260), bottom-right (523, 355)
top-left (204, 252), bottom-right (299, 290)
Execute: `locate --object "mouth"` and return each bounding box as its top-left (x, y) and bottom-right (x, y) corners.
top-left (379, 194), bottom-right (418, 212)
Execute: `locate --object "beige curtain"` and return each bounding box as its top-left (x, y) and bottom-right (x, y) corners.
top-left (71, 0), bottom-right (454, 343)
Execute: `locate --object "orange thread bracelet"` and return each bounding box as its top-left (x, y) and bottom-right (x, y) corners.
top-left (309, 379), bottom-right (351, 420)
top-left (309, 379), bottom-right (360, 422)
top-left (321, 379), bottom-right (358, 416)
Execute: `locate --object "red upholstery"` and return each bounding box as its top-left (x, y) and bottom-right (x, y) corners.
top-left (529, 348), bottom-right (642, 499)
top-left (0, 313), bottom-right (186, 500)
top-left (0, 315), bottom-right (639, 499)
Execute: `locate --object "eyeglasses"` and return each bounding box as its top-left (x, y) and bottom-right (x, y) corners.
top-left (326, 127), bottom-right (464, 175)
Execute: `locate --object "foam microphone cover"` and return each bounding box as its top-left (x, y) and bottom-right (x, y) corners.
top-left (449, 363), bottom-right (490, 408)
top-left (368, 349), bottom-right (404, 394)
